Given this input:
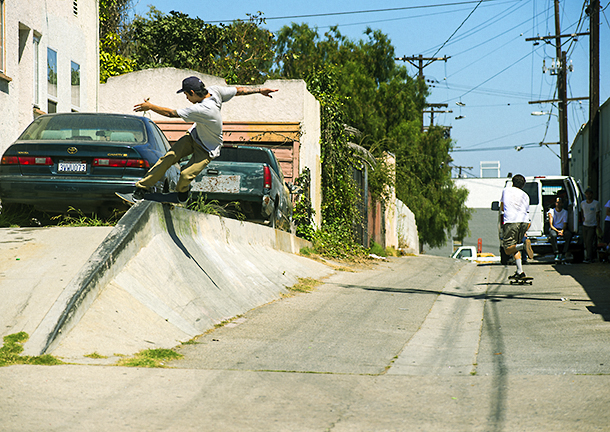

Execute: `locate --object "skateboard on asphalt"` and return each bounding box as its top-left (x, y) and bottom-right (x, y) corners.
top-left (510, 276), bottom-right (533, 285)
top-left (116, 191), bottom-right (183, 208)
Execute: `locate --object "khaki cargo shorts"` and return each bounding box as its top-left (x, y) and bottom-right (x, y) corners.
top-left (502, 222), bottom-right (529, 249)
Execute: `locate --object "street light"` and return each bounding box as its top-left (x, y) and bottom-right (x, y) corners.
top-left (531, 111), bottom-right (558, 117)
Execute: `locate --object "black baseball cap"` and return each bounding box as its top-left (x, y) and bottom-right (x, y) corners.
top-left (177, 76), bottom-right (204, 94)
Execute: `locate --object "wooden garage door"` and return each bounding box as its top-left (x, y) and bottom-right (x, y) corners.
top-left (156, 121), bottom-right (301, 183)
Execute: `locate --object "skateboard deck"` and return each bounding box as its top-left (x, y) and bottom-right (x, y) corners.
top-left (509, 276), bottom-right (533, 285)
top-left (116, 191), bottom-right (182, 206)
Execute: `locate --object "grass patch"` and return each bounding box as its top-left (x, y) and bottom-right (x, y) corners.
top-left (286, 277), bottom-right (321, 294)
top-left (51, 207), bottom-right (121, 227)
top-left (188, 194), bottom-right (245, 220)
top-left (369, 241), bottom-right (387, 257)
top-left (0, 203), bottom-right (120, 228)
top-left (0, 332), bottom-right (63, 367)
top-left (84, 352), bottom-right (107, 359)
top-left (116, 348), bottom-right (183, 368)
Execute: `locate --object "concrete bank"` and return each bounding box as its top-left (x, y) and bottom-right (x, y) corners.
top-left (21, 202), bottom-right (333, 360)
top-left (0, 225), bottom-right (114, 342)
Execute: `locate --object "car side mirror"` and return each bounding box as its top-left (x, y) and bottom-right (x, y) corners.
top-left (491, 201), bottom-right (500, 211)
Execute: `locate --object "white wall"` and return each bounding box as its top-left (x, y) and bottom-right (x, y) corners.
top-left (0, 0), bottom-right (99, 155)
top-left (396, 199), bottom-right (419, 254)
top-left (454, 178), bottom-right (508, 208)
top-left (100, 68), bottom-right (323, 226)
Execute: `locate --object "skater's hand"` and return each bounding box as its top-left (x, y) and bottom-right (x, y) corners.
top-left (134, 98), bottom-right (152, 112)
top-left (260, 88), bottom-right (278, 98)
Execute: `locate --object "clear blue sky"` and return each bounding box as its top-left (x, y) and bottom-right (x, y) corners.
top-left (131, 0), bottom-right (609, 178)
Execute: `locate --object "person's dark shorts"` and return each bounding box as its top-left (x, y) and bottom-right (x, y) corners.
top-left (502, 222), bottom-right (529, 249)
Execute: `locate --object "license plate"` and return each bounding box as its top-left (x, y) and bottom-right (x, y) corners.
top-left (192, 175), bottom-right (240, 193)
top-left (58, 161), bottom-right (87, 173)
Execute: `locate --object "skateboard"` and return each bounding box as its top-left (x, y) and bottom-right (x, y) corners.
top-left (509, 276), bottom-right (533, 285)
top-left (116, 191), bottom-right (183, 207)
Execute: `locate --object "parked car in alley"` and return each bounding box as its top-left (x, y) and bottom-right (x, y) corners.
top-left (0, 113), bottom-right (179, 215)
top-left (190, 145), bottom-right (295, 231)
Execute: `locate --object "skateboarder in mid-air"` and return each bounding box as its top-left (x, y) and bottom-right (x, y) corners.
top-left (125, 76), bottom-right (278, 204)
top-left (500, 174), bottom-right (534, 281)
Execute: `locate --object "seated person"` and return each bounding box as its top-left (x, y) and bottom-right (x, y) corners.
top-left (548, 196), bottom-right (572, 263)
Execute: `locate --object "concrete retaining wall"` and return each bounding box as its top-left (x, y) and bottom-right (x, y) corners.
top-left (23, 203), bottom-right (332, 359)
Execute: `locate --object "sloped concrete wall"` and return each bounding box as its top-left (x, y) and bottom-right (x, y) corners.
top-left (23, 203), bottom-right (333, 359)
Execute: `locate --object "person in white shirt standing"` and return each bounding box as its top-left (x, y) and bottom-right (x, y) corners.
top-left (131, 76), bottom-right (277, 203)
top-left (580, 188), bottom-right (601, 263)
top-left (548, 196), bottom-right (573, 263)
top-left (500, 174), bottom-right (534, 279)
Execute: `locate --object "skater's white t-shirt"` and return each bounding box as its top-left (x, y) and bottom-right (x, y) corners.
top-left (176, 86), bottom-right (237, 158)
top-left (501, 187), bottom-right (530, 223)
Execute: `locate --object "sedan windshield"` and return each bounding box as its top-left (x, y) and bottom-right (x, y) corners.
top-left (19, 114), bottom-right (147, 143)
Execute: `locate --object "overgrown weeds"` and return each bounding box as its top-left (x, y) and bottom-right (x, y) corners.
top-left (286, 277), bottom-right (321, 294)
top-left (51, 207), bottom-right (122, 226)
top-left (0, 332), bottom-right (63, 367)
top-left (187, 194), bottom-right (245, 220)
top-left (116, 348), bottom-right (183, 368)
top-left (0, 203), bottom-right (121, 228)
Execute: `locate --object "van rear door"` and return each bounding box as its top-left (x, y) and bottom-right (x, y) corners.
top-left (522, 181), bottom-right (542, 236)
top-left (563, 177), bottom-right (583, 233)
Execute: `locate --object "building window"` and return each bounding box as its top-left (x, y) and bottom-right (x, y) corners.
top-left (48, 100), bottom-right (57, 114)
top-left (0, 0), bottom-right (5, 73)
top-left (33, 36), bottom-right (40, 106)
top-left (71, 61), bottom-right (80, 107)
top-left (47, 48), bottom-right (57, 98)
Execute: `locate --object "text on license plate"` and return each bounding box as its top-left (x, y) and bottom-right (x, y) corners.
top-left (192, 175), bottom-right (240, 193)
top-left (58, 161), bottom-right (87, 173)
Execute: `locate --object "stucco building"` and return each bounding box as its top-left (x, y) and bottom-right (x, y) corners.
top-left (0, 0), bottom-right (99, 155)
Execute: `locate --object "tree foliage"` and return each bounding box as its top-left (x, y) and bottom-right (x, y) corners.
top-left (273, 24), bottom-right (470, 248)
top-left (128, 9), bottom-right (274, 84)
top-left (99, 0), bottom-right (135, 83)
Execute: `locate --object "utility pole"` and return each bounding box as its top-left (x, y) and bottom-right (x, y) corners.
top-left (452, 165), bottom-right (473, 178)
top-left (554, 0), bottom-right (569, 176)
top-left (587, 0), bottom-right (600, 195)
top-left (395, 55), bottom-right (450, 131)
top-left (526, 1), bottom-right (590, 176)
top-left (423, 103), bottom-right (452, 127)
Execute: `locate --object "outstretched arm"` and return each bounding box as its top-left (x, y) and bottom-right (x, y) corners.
top-left (235, 87), bottom-right (278, 98)
top-left (134, 99), bottom-right (180, 118)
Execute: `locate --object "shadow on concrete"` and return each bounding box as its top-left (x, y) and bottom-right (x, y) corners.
top-left (554, 263), bottom-right (610, 321)
top-left (162, 205), bottom-right (220, 290)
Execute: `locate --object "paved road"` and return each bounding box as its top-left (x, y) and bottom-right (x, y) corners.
top-left (1, 255), bottom-right (610, 431)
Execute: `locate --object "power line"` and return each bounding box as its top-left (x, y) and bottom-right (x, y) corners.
top-left (205, 0), bottom-right (514, 24)
top-left (426, 0), bottom-right (485, 65)
top-left (456, 49), bottom-right (532, 99)
top-left (426, 0), bottom-right (527, 53)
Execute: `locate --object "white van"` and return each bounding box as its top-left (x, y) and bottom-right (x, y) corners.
top-left (491, 176), bottom-right (584, 263)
